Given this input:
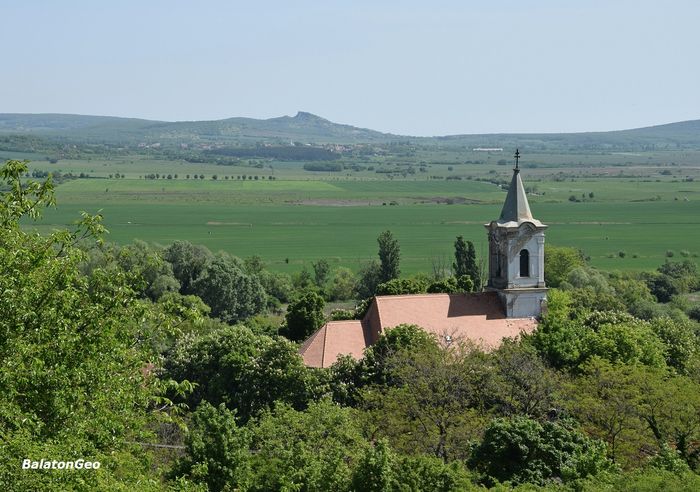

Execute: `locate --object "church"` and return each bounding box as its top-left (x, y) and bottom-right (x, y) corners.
top-left (300, 151), bottom-right (548, 368)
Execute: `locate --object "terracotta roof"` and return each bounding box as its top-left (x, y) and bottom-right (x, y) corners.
top-left (374, 292), bottom-right (537, 348)
top-left (299, 320), bottom-right (371, 368)
top-left (300, 292), bottom-right (538, 368)
top-left (496, 169), bottom-right (544, 228)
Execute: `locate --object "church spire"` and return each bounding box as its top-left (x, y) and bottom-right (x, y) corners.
top-left (497, 149), bottom-right (539, 225)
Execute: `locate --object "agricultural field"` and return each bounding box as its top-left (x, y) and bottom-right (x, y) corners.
top-left (21, 150), bottom-right (700, 275)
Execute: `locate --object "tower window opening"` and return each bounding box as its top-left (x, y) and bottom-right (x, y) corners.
top-left (519, 249), bottom-right (530, 277)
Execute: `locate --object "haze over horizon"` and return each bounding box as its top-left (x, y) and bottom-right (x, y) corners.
top-left (3, 0), bottom-right (699, 136)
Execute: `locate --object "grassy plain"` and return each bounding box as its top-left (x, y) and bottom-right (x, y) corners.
top-left (22, 152), bottom-right (700, 275)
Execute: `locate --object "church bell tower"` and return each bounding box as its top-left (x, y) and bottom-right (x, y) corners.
top-left (485, 150), bottom-right (547, 318)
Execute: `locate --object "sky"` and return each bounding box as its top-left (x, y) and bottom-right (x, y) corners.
top-left (2, 0), bottom-right (699, 136)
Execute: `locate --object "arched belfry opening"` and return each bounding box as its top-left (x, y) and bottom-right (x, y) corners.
top-left (484, 149), bottom-right (548, 318)
top-left (519, 249), bottom-right (530, 277)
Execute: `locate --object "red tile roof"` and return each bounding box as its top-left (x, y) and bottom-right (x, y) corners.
top-left (300, 291), bottom-right (538, 368)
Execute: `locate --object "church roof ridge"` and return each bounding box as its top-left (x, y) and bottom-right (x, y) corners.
top-left (374, 292), bottom-right (492, 300)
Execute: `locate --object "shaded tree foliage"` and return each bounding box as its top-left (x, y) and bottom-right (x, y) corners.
top-left (164, 240), bottom-right (214, 295)
top-left (355, 259), bottom-right (382, 299)
top-left (362, 339), bottom-right (497, 462)
top-left (565, 358), bottom-right (700, 468)
top-left (453, 236), bottom-right (480, 289)
top-left (283, 290), bottom-right (326, 342)
top-left (328, 266), bottom-right (356, 301)
top-left (312, 258), bottom-right (331, 287)
top-left (114, 239), bottom-right (180, 300)
top-left (190, 253), bottom-right (266, 323)
top-left (470, 416), bottom-right (612, 486)
top-left (164, 324), bottom-right (313, 422)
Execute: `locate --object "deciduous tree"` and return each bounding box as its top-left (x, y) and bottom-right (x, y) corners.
top-left (284, 290), bottom-right (325, 342)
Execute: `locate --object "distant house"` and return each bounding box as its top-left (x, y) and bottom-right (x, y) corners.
top-left (300, 152), bottom-right (548, 368)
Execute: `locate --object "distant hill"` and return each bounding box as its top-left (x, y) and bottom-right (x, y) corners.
top-left (0, 112), bottom-right (396, 144)
top-left (1, 112), bottom-right (699, 150)
top-left (433, 120), bottom-right (700, 151)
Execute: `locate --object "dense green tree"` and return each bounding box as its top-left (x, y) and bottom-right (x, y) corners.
top-left (392, 455), bottom-right (475, 492)
top-left (312, 258), bottom-right (331, 287)
top-left (568, 288), bottom-right (626, 314)
top-left (355, 259), bottom-right (382, 299)
top-left (258, 270), bottom-right (293, 304)
top-left (114, 240), bottom-right (180, 300)
top-left (544, 245), bottom-right (586, 288)
top-left (361, 324), bottom-right (440, 387)
top-left (564, 266), bottom-right (614, 293)
top-left (584, 316), bottom-right (667, 368)
top-left (328, 266), bottom-right (356, 301)
top-left (375, 278), bottom-right (427, 295)
top-left (493, 339), bottom-right (562, 418)
top-left (658, 259), bottom-right (699, 291)
top-left (635, 370), bottom-right (700, 469)
top-left (609, 276), bottom-right (657, 318)
top-left (190, 253), bottom-right (266, 323)
top-left (0, 160), bottom-right (188, 489)
top-left (172, 402), bottom-right (251, 492)
top-left (377, 230), bottom-right (401, 283)
top-left (243, 254), bottom-right (266, 275)
top-left (465, 240), bottom-right (481, 290)
top-left (453, 236), bottom-right (480, 290)
top-left (284, 290), bottom-right (325, 342)
top-left (362, 339), bottom-right (496, 461)
top-left (470, 416), bottom-right (612, 486)
top-left (164, 240), bottom-right (213, 295)
top-left (578, 468), bottom-right (700, 491)
top-left (248, 399), bottom-right (367, 492)
top-left (164, 324), bottom-right (313, 422)
top-left (453, 235), bottom-right (469, 278)
top-left (292, 265), bottom-right (314, 290)
top-left (650, 316), bottom-right (699, 374)
top-left (528, 289), bottom-right (591, 369)
top-left (427, 275), bottom-right (474, 294)
top-left (530, 291), bottom-right (668, 371)
top-left (644, 272), bottom-right (679, 303)
top-left (566, 358), bottom-right (700, 468)
top-left (351, 439), bottom-right (396, 492)
top-left (565, 359), bottom-right (649, 465)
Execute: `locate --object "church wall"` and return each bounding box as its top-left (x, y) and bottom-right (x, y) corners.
top-left (364, 300), bottom-right (383, 344)
top-left (506, 230), bottom-right (545, 288)
top-left (497, 288), bottom-right (548, 318)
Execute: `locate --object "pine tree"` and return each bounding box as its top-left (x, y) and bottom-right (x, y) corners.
top-left (377, 230), bottom-right (400, 283)
top-left (454, 236), bottom-right (481, 289)
top-left (453, 236), bottom-right (469, 277)
top-left (466, 240), bottom-right (481, 290)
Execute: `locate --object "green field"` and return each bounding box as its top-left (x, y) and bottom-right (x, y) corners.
top-left (26, 167), bottom-right (700, 275)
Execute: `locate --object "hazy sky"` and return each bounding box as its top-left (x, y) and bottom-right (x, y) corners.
top-left (2, 0), bottom-right (699, 136)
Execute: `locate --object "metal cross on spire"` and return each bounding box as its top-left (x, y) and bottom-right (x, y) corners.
top-left (514, 148), bottom-right (521, 171)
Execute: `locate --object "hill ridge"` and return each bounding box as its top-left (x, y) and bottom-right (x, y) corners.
top-left (1, 112), bottom-right (699, 149)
